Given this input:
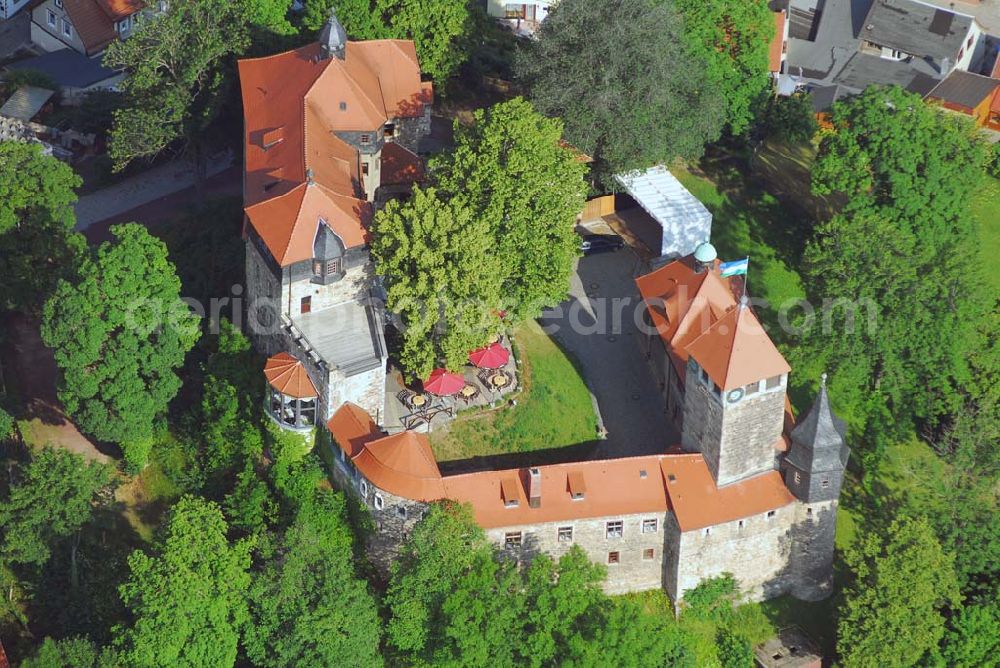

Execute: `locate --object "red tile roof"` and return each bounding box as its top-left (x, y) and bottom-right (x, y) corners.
top-left (327, 402), bottom-right (381, 457)
top-left (0, 638), bottom-right (8, 668)
top-left (636, 256), bottom-right (737, 382)
top-left (685, 304), bottom-right (791, 391)
top-left (352, 431), bottom-right (446, 501)
top-left (327, 404), bottom-right (796, 531)
top-left (660, 455), bottom-right (795, 531)
top-left (238, 38), bottom-right (431, 266)
top-left (769, 10), bottom-right (786, 73)
top-left (244, 181), bottom-right (371, 266)
top-left (95, 0), bottom-right (141, 19)
top-left (62, 0), bottom-right (118, 55)
top-left (263, 352), bottom-right (318, 398)
top-left (380, 141), bottom-right (424, 187)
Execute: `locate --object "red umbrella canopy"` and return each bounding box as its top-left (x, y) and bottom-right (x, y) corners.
top-left (424, 368), bottom-right (465, 395)
top-left (468, 342), bottom-right (510, 369)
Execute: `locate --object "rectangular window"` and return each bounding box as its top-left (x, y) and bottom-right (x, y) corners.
top-left (47, 9), bottom-right (56, 26)
top-left (738, 519), bottom-right (745, 530)
top-left (642, 548), bottom-right (655, 561)
top-left (325, 258), bottom-right (341, 276)
top-left (359, 134), bottom-right (371, 145)
top-left (793, 471), bottom-right (801, 485)
top-left (396, 506), bottom-right (407, 520)
top-left (557, 526), bottom-right (573, 542)
top-left (821, 479), bottom-right (830, 489)
top-left (767, 510), bottom-right (776, 520)
top-left (703, 527), bottom-right (711, 536)
top-left (744, 381), bottom-right (759, 396)
top-left (642, 518), bottom-right (657, 534)
top-left (300, 296), bottom-right (311, 314)
top-left (606, 520), bottom-right (623, 539)
top-left (765, 375), bottom-right (782, 390)
top-left (62, 19), bottom-right (72, 38)
top-left (362, 162), bottom-right (369, 176)
top-left (607, 551), bottom-right (620, 565)
top-left (504, 531), bottom-right (522, 549)
top-left (384, 123), bottom-right (395, 138)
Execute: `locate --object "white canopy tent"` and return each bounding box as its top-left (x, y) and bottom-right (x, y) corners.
top-left (614, 166), bottom-right (713, 258)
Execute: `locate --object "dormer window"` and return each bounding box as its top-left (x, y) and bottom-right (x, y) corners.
top-left (568, 471), bottom-right (586, 500)
top-left (384, 123), bottom-right (395, 138)
top-left (501, 476), bottom-right (520, 508)
top-left (339, 101), bottom-right (347, 111)
top-left (359, 134), bottom-right (371, 146)
top-left (312, 222), bottom-right (345, 285)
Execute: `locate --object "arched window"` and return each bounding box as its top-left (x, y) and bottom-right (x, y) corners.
top-left (373, 493), bottom-right (384, 510)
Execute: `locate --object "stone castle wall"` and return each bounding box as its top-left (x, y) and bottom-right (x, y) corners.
top-left (286, 261), bottom-right (374, 316)
top-left (681, 363), bottom-right (785, 486)
top-left (673, 500), bottom-right (799, 602)
top-left (484, 512), bottom-right (670, 595)
top-left (394, 107), bottom-right (431, 153)
top-left (788, 499), bottom-right (837, 601)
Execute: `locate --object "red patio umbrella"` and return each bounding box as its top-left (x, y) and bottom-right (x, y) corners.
top-left (423, 368), bottom-right (465, 396)
top-left (468, 342), bottom-right (510, 369)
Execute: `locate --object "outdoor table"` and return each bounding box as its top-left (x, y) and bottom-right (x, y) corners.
top-left (460, 385), bottom-right (478, 397)
top-left (410, 394), bottom-right (427, 408)
top-left (491, 374), bottom-right (509, 387)
top-left (488, 333), bottom-right (501, 345)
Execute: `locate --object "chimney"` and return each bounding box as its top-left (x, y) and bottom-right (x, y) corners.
top-left (528, 467), bottom-right (541, 508)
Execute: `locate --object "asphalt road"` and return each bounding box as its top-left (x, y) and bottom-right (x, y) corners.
top-left (539, 248), bottom-right (680, 460)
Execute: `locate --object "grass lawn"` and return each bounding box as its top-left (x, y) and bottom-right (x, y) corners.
top-left (429, 319), bottom-right (598, 463)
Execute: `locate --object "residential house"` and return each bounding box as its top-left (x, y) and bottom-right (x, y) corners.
top-left (770, 2), bottom-right (790, 76)
top-left (326, 244), bottom-right (849, 604)
top-left (1, 0), bottom-right (32, 19)
top-left (6, 48), bottom-right (123, 101)
top-left (241, 11), bottom-right (431, 426)
top-left (29, 0), bottom-right (154, 56)
top-left (485, 0), bottom-right (552, 36)
top-left (925, 69), bottom-right (1000, 129)
top-left (785, 0), bottom-right (987, 110)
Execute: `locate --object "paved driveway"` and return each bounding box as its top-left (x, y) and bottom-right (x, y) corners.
top-left (539, 248), bottom-right (680, 459)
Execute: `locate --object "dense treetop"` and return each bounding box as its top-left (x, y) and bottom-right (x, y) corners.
top-left (517, 0), bottom-right (725, 178)
top-left (41, 224), bottom-right (200, 464)
top-left (0, 142), bottom-right (84, 312)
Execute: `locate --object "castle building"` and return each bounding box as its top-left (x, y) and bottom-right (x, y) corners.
top-left (239, 15), bottom-right (848, 605)
top-left (237, 11), bottom-right (432, 428)
top-left (323, 242), bottom-right (849, 604)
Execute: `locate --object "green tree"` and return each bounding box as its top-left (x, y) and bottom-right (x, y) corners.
top-left (758, 92), bottom-right (818, 143)
top-left (114, 497), bottom-right (251, 668)
top-left (674, 0), bottom-right (773, 134)
top-left (800, 88), bottom-right (989, 468)
top-left (103, 0), bottom-right (251, 175)
top-left (384, 502), bottom-right (494, 658)
top-left (0, 141), bottom-right (85, 311)
top-left (0, 447), bottom-right (111, 567)
top-left (837, 515), bottom-right (961, 667)
top-left (517, 0), bottom-right (724, 177)
top-left (302, 0), bottom-right (472, 82)
top-left (245, 491), bottom-right (382, 667)
top-left (303, 0), bottom-right (384, 35)
top-left (373, 187), bottom-right (503, 378)
top-left (21, 637), bottom-right (101, 668)
top-left (938, 602), bottom-right (1000, 668)
top-left (41, 224), bottom-right (200, 464)
top-left (379, 0), bottom-right (473, 84)
top-left (432, 97), bottom-right (588, 320)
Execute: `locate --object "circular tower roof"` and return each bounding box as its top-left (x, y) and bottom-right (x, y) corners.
top-left (693, 241), bottom-right (717, 263)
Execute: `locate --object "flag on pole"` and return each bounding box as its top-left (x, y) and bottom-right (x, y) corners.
top-left (719, 257), bottom-right (749, 278)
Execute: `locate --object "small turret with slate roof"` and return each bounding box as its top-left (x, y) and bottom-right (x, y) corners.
top-left (784, 374), bottom-right (850, 503)
top-left (319, 9), bottom-right (348, 60)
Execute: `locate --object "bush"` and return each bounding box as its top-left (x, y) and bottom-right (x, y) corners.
top-left (986, 143), bottom-right (1000, 179)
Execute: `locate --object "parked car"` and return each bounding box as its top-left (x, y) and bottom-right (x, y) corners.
top-left (580, 234), bottom-right (625, 255)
